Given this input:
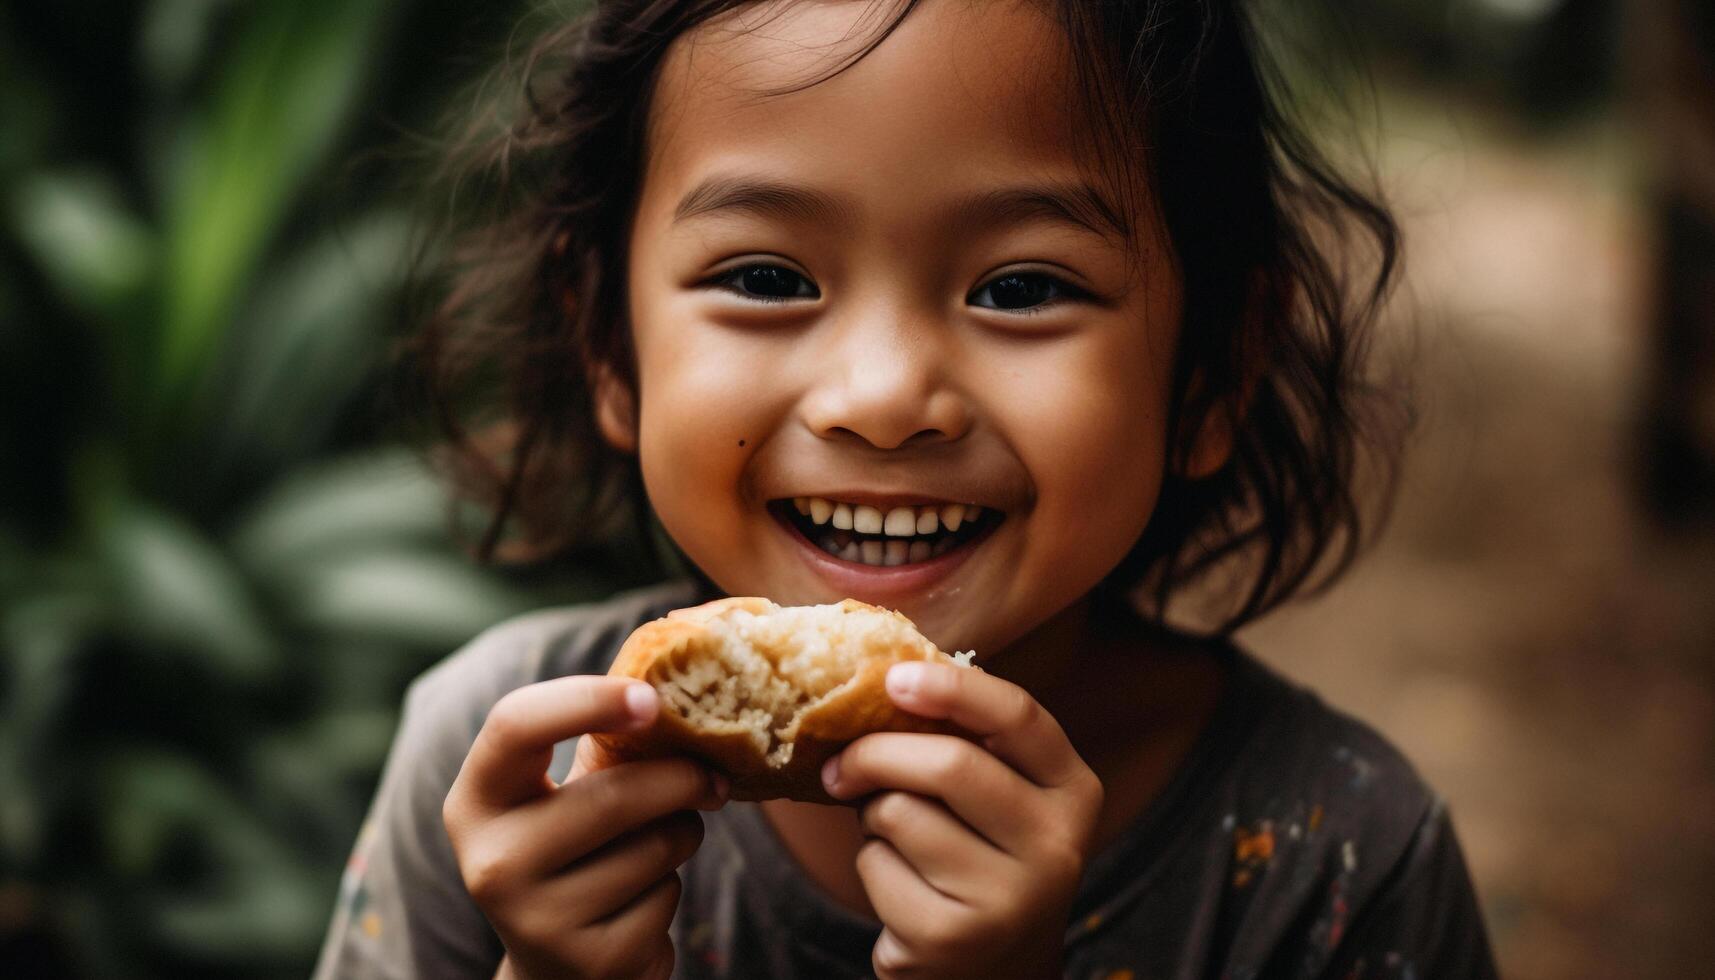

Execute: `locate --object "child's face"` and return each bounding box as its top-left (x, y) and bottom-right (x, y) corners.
top-left (610, 0), bottom-right (1193, 653)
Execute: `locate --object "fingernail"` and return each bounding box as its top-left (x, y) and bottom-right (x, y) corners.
top-left (710, 772), bottom-right (729, 803)
top-left (821, 755), bottom-right (841, 792)
top-left (887, 662), bottom-right (925, 698)
top-left (624, 683), bottom-right (658, 725)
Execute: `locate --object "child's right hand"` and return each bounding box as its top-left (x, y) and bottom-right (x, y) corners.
top-left (442, 676), bottom-right (728, 980)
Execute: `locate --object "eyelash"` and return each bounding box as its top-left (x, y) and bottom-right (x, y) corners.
top-left (707, 265), bottom-right (812, 305)
top-left (706, 264), bottom-right (1087, 313)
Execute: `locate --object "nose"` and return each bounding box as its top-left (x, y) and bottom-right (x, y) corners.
top-left (798, 317), bottom-right (972, 450)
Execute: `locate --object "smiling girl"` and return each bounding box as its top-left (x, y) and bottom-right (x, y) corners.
top-left (316, 1), bottom-right (1495, 977)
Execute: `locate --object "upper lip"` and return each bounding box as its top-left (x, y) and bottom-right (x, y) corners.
top-left (772, 490), bottom-right (1002, 511)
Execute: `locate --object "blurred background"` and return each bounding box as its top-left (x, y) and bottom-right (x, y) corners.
top-left (0, 0), bottom-right (1710, 977)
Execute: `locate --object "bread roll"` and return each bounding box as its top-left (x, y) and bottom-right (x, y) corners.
top-left (592, 596), bottom-right (975, 804)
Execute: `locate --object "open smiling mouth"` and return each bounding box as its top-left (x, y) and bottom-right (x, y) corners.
top-left (768, 497), bottom-right (1005, 568)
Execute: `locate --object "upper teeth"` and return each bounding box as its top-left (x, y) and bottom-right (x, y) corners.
top-left (791, 497), bottom-right (986, 537)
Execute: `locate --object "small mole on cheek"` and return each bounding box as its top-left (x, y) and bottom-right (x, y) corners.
top-left (737, 439), bottom-right (746, 447)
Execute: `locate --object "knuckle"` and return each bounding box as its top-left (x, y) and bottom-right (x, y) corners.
top-left (583, 916), bottom-right (666, 980)
top-left (854, 836), bottom-right (891, 874)
top-left (874, 928), bottom-right (931, 978)
top-left (1003, 686), bottom-right (1040, 731)
top-left (581, 944), bottom-right (626, 980)
top-left (440, 788), bottom-right (468, 838)
top-left (483, 691), bottom-right (533, 749)
top-left (927, 742), bottom-right (971, 784)
top-left (1035, 837), bottom-right (1087, 889)
top-left (507, 902), bottom-right (568, 953)
top-left (935, 902), bottom-right (986, 944)
top-left (1073, 767), bottom-right (1105, 811)
top-left (579, 766), bottom-right (627, 818)
top-left (873, 942), bottom-right (909, 976)
top-left (858, 794), bottom-right (883, 834)
top-left (662, 869), bottom-right (685, 910)
top-left (633, 871), bottom-right (685, 934)
top-left (638, 941), bottom-right (676, 980)
top-left (661, 869), bottom-right (685, 905)
top-left (1057, 771), bottom-right (1105, 840)
top-left (459, 845), bottom-right (517, 906)
top-left (862, 791), bottom-right (913, 837)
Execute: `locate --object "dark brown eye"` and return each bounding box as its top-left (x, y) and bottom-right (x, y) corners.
top-left (717, 264), bottom-right (818, 302)
top-left (969, 272), bottom-right (1075, 312)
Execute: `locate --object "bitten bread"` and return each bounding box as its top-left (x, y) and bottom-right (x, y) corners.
top-left (591, 596), bottom-right (975, 804)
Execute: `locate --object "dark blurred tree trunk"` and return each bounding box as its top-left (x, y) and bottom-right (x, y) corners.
top-left (1637, 0), bottom-right (1715, 522)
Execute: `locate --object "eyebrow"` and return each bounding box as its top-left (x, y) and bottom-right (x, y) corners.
top-left (671, 174), bottom-right (1131, 242)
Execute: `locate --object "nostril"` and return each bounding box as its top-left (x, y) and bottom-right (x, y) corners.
top-left (824, 425), bottom-right (948, 451)
top-left (899, 428), bottom-right (948, 448)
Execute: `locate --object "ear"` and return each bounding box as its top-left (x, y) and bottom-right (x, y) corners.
top-left (1173, 378), bottom-right (1239, 480)
top-left (1173, 271), bottom-right (1269, 480)
top-left (592, 362), bottom-right (639, 454)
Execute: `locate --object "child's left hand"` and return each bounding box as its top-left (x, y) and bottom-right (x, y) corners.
top-left (821, 661), bottom-right (1105, 980)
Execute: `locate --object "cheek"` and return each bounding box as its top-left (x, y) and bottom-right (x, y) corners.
top-left (998, 326), bottom-right (1175, 574)
top-left (630, 298), bottom-right (781, 553)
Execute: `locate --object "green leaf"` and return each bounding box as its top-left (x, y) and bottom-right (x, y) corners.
top-left (249, 708), bottom-right (396, 843)
top-left (157, 0), bottom-right (390, 405)
top-left (103, 753), bottom-right (236, 874)
top-left (282, 549), bottom-right (529, 648)
top-left (100, 503), bottom-right (277, 679)
top-left (8, 170), bottom-right (155, 322)
top-left (230, 450), bottom-right (450, 572)
top-left (152, 863), bottom-right (328, 961)
top-left (0, 590), bottom-right (108, 863)
top-left (102, 751), bottom-right (327, 960)
top-left (203, 211), bottom-right (410, 475)
top-left (140, 0), bottom-right (239, 94)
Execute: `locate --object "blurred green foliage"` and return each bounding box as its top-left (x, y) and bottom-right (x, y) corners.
top-left (0, 1), bottom-right (661, 976)
top-left (0, 0), bottom-right (1617, 976)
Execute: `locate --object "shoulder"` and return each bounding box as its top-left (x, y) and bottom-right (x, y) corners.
top-left (399, 578), bottom-right (705, 753)
top-left (1220, 650), bottom-right (1439, 844)
top-left (1210, 651), bottom-right (1486, 973)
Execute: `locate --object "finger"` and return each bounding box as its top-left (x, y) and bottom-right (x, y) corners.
top-left (885, 662), bottom-right (1084, 788)
top-left (589, 869), bottom-right (684, 951)
top-left (457, 676), bottom-right (659, 811)
top-left (827, 733), bottom-right (1048, 855)
top-left (545, 878), bottom-right (679, 980)
top-left (858, 791), bottom-right (1008, 902)
top-left (873, 928), bottom-right (934, 980)
top-left (854, 837), bottom-right (960, 950)
top-left (528, 810), bottom-right (705, 924)
top-left (499, 757), bottom-right (724, 872)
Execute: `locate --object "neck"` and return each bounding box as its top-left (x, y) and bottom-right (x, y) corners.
top-left (978, 589), bottom-right (1183, 766)
top-left (976, 593), bottom-right (1097, 710)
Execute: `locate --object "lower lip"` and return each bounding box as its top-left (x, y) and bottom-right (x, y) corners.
top-left (772, 508), bottom-right (998, 601)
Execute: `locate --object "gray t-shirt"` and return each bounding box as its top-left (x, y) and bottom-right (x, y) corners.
top-left (313, 580), bottom-right (1496, 980)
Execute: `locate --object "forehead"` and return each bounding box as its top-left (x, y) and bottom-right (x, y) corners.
top-left (640, 0), bottom-right (1123, 223)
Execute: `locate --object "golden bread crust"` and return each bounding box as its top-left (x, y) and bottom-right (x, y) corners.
top-left (591, 597), bottom-right (972, 804)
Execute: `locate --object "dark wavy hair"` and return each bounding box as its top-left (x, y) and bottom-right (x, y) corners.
top-left (401, 0), bottom-right (1405, 634)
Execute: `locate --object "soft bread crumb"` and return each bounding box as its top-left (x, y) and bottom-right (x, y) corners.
top-left (644, 600), bottom-right (969, 768)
